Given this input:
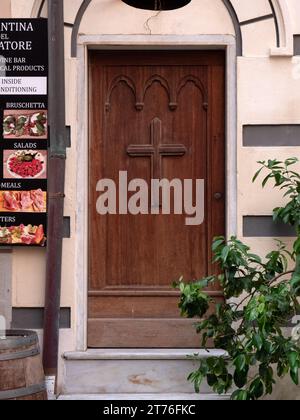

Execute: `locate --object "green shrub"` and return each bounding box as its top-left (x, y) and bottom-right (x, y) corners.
top-left (175, 158), bottom-right (300, 400)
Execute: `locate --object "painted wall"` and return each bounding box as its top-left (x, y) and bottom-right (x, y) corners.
top-left (1, 0), bottom-right (11, 17)
top-left (1, 0), bottom-right (300, 399)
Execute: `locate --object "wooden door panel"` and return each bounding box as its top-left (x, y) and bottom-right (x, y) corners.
top-left (89, 295), bottom-right (224, 319)
top-left (88, 319), bottom-right (205, 348)
top-left (89, 51), bottom-right (225, 348)
top-left (88, 301), bottom-right (223, 348)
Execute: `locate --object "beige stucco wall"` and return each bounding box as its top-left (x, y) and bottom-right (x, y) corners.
top-left (1, 0), bottom-right (11, 17)
top-left (1, 0), bottom-right (300, 399)
top-left (80, 0), bottom-right (234, 36)
top-left (10, 0), bottom-right (36, 17)
top-left (288, 0), bottom-right (300, 32)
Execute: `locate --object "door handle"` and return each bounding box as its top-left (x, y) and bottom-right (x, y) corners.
top-left (214, 192), bottom-right (223, 201)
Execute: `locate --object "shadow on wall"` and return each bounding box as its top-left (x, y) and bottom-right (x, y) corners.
top-left (263, 328), bottom-right (300, 401)
top-left (264, 375), bottom-right (300, 401)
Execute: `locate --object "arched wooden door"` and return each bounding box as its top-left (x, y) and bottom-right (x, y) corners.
top-left (88, 51), bottom-right (225, 348)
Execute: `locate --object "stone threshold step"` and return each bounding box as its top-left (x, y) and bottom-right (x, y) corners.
top-left (64, 349), bottom-right (227, 361)
top-left (58, 393), bottom-right (230, 401)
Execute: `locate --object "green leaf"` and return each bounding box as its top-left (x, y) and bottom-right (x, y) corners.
top-left (248, 253), bottom-right (262, 264)
top-left (213, 359), bottom-right (226, 376)
top-left (277, 361), bottom-right (289, 378)
top-left (207, 374), bottom-right (218, 387)
top-left (285, 158), bottom-right (299, 167)
top-left (249, 378), bottom-right (264, 400)
top-left (267, 159), bottom-right (281, 169)
top-left (291, 273), bottom-right (300, 296)
top-left (231, 390), bottom-right (250, 401)
top-left (290, 368), bottom-right (299, 386)
top-left (212, 238), bottom-right (225, 252)
top-left (234, 367), bottom-right (249, 388)
top-left (262, 174), bottom-right (273, 188)
top-left (189, 371), bottom-right (204, 393)
top-left (221, 246), bottom-right (230, 262)
top-left (294, 238), bottom-right (300, 255)
top-left (234, 354), bottom-right (247, 372)
top-left (257, 302), bottom-right (266, 314)
top-left (252, 167), bottom-right (264, 183)
top-left (253, 334), bottom-right (263, 351)
top-left (259, 365), bottom-right (274, 395)
top-left (288, 352), bottom-right (299, 370)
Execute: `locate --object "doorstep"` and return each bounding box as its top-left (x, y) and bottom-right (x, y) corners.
top-left (61, 349), bottom-right (228, 396)
top-left (63, 349), bottom-right (227, 361)
top-left (57, 393), bottom-right (230, 401)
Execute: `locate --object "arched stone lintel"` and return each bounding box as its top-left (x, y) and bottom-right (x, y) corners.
top-left (32, 0), bottom-right (293, 58)
top-left (221, 0), bottom-right (242, 56)
top-left (32, 0), bottom-right (45, 18)
top-left (270, 0), bottom-right (294, 56)
top-left (69, 0), bottom-right (242, 58)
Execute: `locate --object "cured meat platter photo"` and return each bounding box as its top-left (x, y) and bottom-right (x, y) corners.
top-left (0, 189), bottom-right (47, 213)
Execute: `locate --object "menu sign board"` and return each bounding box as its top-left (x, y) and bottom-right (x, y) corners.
top-left (0, 19), bottom-right (48, 246)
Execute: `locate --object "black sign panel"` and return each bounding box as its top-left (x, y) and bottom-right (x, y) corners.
top-left (0, 19), bottom-right (48, 246)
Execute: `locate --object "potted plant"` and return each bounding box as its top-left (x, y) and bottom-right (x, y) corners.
top-left (175, 158), bottom-right (300, 400)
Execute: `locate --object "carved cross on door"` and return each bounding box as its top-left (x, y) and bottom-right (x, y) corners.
top-left (127, 117), bottom-right (187, 180)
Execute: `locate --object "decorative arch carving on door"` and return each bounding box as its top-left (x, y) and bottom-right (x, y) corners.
top-left (33, 0), bottom-right (294, 58)
top-left (105, 75), bottom-right (137, 112)
top-left (176, 75), bottom-right (208, 103)
top-left (142, 74), bottom-right (173, 110)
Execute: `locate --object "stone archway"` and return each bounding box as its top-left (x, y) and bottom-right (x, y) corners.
top-left (34, 0), bottom-right (293, 57)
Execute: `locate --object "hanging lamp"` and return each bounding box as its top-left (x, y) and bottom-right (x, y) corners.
top-left (121, 0), bottom-right (192, 11)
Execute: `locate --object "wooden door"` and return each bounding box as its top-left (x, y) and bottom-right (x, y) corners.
top-left (88, 51), bottom-right (225, 348)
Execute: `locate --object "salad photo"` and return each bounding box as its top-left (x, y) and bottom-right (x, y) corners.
top-left (3, 110), bottom-right (48, 139)
top-left (3, 150), bottom-right (47, 179)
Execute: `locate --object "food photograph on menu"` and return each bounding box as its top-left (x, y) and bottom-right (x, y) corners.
top-left (3, 149), bottom-right (47, 179)
top-left (0, 224), bottom-right (46, 246)
top-left (0, 18), bottom-right (48, 249)
top-left (0, 189), bottom-right (47, 212)
top-left (3, 110), bottom-right (48, 139)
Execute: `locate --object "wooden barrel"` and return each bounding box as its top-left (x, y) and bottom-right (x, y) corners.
top-left (0, 330), bottom-right (47, 400)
